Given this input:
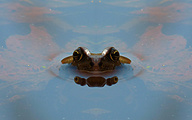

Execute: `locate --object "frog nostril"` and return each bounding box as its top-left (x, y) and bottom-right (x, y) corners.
top-left (98, 62), bottom-right (103, 67)
top-left (90, 62), bottom-right (94, 67)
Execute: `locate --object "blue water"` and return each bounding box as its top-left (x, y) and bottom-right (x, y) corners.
top-left (0, 0), bottom-right (192, 120)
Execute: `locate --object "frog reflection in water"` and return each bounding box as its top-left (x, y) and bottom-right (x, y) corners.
top-left (61, 47), bottom-right (132, 87)
top-left (74, 76), bottom-right (118, 87)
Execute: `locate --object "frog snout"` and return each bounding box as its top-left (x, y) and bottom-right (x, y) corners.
top-left (90, 58), bottom-right (102, 70)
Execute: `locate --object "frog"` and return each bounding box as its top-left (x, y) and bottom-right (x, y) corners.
top-left (61, 47), bottom-right (131, 71)
top-left (74, 76), bottom-right (118, 87)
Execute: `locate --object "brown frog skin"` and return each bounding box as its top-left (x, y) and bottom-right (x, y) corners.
top-left (61, 47), bottom-right (131, 71)
top-left (74, 76), bottom-right (118, 87)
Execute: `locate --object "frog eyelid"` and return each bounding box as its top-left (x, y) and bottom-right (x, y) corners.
top-left (101, 49), bottom-right (108, 56)
top-left (113, 50), bottom-right (118, 55)
top-left (74, 50), bottom-right (79, 54)
top-left (110, 54), bottom-right (114, 61)
top-left (78, 54), bottom-right (83, 61)
top-left (84, 48), bottom-right (91, 56)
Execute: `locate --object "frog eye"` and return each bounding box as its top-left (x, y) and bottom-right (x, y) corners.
top-left (74, 76), bottom-right (86, 86)
top-left (74, 76), bottom-right (80, 83)
top-left (73, 48), bottom-right (83, 61)
top-left (112, 76), bottom-right (118, 83)
top-left (106, 76), bottom-right (118, 86)
top-left (110, 48), bottom-right (120, 61)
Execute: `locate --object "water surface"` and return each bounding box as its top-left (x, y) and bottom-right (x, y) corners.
top-left (0, 0), bottom-right (192, 120)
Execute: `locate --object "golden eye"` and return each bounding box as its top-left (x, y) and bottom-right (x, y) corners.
top-left (113, 76), bottom-right (118, 83)
top-left (74, 76), bottom-right (86, 86)
top-left (73, 50), bottom-right (83, 61)
top-left (74, 76), bottom-right (79, 83)
top-left (110, 50), bottom-right (120, 61)
top-left (106, 76), bottom-right (118, 86)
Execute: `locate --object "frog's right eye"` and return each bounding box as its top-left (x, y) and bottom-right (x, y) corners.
top-left (106, 76), bottom-right (118, 86)
top-left (73, 48), bottom-right (83, 61)
top-left (110, 48), bottom-right (120, 61)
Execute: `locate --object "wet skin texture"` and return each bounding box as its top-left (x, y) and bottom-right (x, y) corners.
top-left (61, 47), bottom-right (131, 71)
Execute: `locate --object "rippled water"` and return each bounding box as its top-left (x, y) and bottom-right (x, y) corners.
top-left (50, 52), bottom-right (142, 82)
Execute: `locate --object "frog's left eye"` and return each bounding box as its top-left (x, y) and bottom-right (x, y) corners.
top-left (73, 48), bottom-right (83, 61)
top-left (74, 76), bottom-right (86, 86)
top-left (110, 48), bottom-right (120, 61)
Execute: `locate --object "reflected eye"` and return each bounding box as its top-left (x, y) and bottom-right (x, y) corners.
top-left (74, 76), bottom-right (86, 86)
top-left (74, 76), bottom-right (79, 83)
top-left (113, 76), bottom-right (118, 83)
top-left (110, 49), bottom-right (120, 61)
top-left (73, 49), bottom-right (83, 61)
top-left (106, 76), bottom-right (118, 86)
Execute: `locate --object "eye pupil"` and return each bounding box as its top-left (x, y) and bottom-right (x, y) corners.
top-left (110, 50), bottom-right (119, 61)
top-left (114, 76), bottom-right (118, 82)
top-left (73, 51), bottom-right (79, 56)
top-left (73, 50), bottom-right (82, 61)
top-left (113, 51), bottom-right (119, 56)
